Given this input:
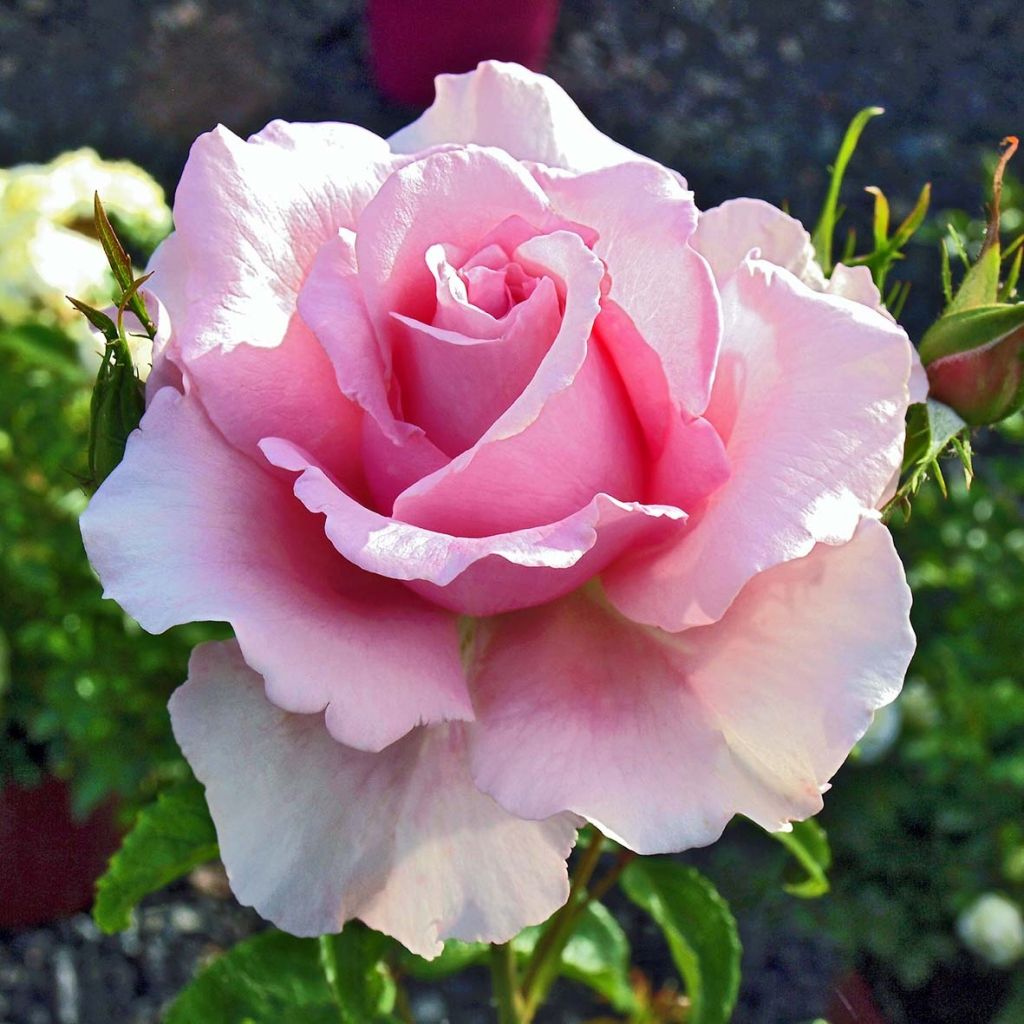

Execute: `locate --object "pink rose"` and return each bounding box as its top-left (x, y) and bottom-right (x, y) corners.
top-left (82, 62), bottom-right (917, 957)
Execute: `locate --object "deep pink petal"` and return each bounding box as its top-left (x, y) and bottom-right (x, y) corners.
top-left (81, 389), bottom-right (471, 751)
top-left (469, 519), bottom-right (914, 853)
top-left (603, 259), bottom-right (912, 631)
top-left (536, 162), bottom-right (720, 416)
top-left (355, 146), bottom-right (552, 345)
top-left (389, 60), bottom-right (643, 172)
top-left (393, 230), bottom-right (646, 536)
top-left (171, 641), bottom-right (578, 957)
top-left (262, 435), bottom-right (684, 616)
top-left (390, 274), bottom-right (561, 455)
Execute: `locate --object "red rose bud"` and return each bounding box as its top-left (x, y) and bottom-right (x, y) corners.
top-left (921, 136), bottom-right (1024, 425)
top-left (921, 306), bottom-right (1024, 425)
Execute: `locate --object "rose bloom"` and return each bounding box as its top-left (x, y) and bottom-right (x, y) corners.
top-left (82, 62), bottom-right (919, 957)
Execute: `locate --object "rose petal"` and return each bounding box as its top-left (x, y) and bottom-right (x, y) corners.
top-left (390, 274), bottom-right (561, 455)
top-left (389, 60), bottom-right (643, 173)
top-left (692, 197), bottom-right (827, 290)
top-left (171, 641), bottom-right (578, 958)
top-left (171, 121), bottom-right (398, 478)
top-left (81, 388), bottom-right (471, 751)
top-left (355, 146), bottom-right (552, 346)
top-left (469, 518), bottom-right (914, 853)
top-left (603, 259), bottom-right (912, 631)
top-left (536, 161), bottom-right (720, 416)
top-left (393, 230), bottom-right (646, 536)
top-left (262, 435), bottom-right (684, 616)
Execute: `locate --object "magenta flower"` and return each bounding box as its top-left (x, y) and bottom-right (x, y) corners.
top-left (82, 62), bottom-right (917, 957)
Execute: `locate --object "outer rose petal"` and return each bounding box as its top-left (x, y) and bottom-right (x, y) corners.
top-left (80, 388), bottom-right (472, 752)
top-left (469, 519), bottom-right (914, 853)
top-left (262, 435), bottom-right (684, 617)
top-left (171, 641), bottom-right (578, 958)
top-left (536, 161), bottom-right (720, 416)
top-left (170, 121), bottom-right (399, 479)
top-left (693, 200), bottom-right (927, 406)
top-left (604, 259), bottom-right (911, 631)
top-left (389, 60), bottom-right (642, 173)
top-left (692, 197), bottom-right (826, 290)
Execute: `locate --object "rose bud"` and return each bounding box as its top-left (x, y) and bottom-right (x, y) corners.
top-left (921, 136), bottom-right (1024, 425)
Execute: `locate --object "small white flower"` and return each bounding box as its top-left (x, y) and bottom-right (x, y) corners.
top-left (957, 893), bottom-right (1024, 967)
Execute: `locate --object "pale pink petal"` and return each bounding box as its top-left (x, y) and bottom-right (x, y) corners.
top-left (826, 264), bottom-right (928, 403)
top-left (604, 260), bottom-right (911, 631)
top-left (262, 435), bottom-right (684, 616)
top-left (389, 60), bottom-right (642, 173)
top-left (536, 161), bottom-right (720, 415)
top-left (139, 233), bottom-right (188, 397)
top-left (692, 197), bottom-right (826, 290)
top-left (171, 122), bottom-right (398, 477)
top-left (171, 641), bottom-right (578, 957)
top-left (81, 389), bottom-right (471, 751)
top-left (393, 230), bottom-right (646, 536)
top-left (469, 519), bottom-right (914, 853)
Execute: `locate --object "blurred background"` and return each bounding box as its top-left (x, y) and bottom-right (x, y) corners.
top-left (1, 1), bottom-right (1023, 1022)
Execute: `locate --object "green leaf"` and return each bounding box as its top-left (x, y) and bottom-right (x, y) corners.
top-left (622, 859), bottom-right (741, 1024)
top-left (771, 819), bottom-right (832, 898)
top-left (513, 901), bottom-right (636, 1013)
top-left (812, 106), bottom-right (885, 273)
top-left (399, 938), bottom-right (488, 980)
top-left (318, 925), bottom-right (398, 1022)
top-left (93, 777), bottom-right (218, 933)
top-left (164, 931), bottom-right (339, 1024)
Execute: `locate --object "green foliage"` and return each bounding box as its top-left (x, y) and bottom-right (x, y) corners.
top-left (93, 776), bottom-right (218, 932)
top-left (812, 106), bottom-right (885, 273)
top-left (164, 928), bottom-right (397, 1024)
top-left (317, 926), bottom-right (399, 1023)
top-left (0, 318), bottom-right (215, 815)
top-left (622, 859), bottom-right (741, 1024)
top-left (771, 819), bottom-right (832, 899)
top-left (516, 900), bottom-right (636, 1013)
top-left (819, 421), bottom-right (1024, 999)
top-left (398, 901), bottom-right (636, 1014)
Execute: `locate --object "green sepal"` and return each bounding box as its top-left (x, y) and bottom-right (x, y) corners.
top-left (93, 776), bottom-right (218, 933)
top-left (86, 333), bottom-right (145, 493)
top-left (94, 191), bottom-right (157, 337)
top-left (66, 296), bottom-right (119, 342)
top-left (770, 819), bottom-right (832, 898)
top-left (947, 242), bottom-right (1002, 314)
top-left (318, 925), bottom-right (399, 1023)
top-left (811, 106), bottom-right (884, 273)
top-left (621, 859), bottom-right (741, 1024)
top-left (920, 302), bottom-right (1024, 364)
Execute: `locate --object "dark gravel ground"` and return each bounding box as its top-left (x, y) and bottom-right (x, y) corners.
top-left (2, 0), bottom-right (1022, 1021)
top-left (0, 864), bottom-right (840, 1024)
